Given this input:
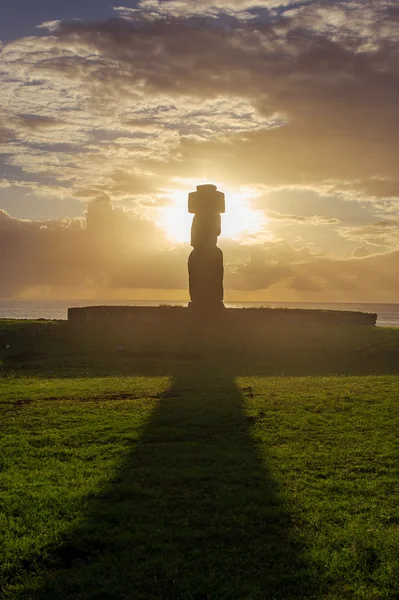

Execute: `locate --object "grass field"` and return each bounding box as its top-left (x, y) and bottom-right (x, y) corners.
top-left (1, 317), bottom-right (399, 599)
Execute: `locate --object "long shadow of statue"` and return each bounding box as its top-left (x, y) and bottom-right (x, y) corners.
top-left (24, 323), bottom-right (311, 600)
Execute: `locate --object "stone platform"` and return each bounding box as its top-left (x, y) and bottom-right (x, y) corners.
top-left (67, 305), bottom-right (377, 326)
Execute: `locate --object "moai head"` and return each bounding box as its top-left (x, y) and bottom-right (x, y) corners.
top-left (188, 184), bottom-right (225, 248)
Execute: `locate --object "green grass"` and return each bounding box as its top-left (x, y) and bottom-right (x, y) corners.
top-left (1, 318), bottom-right (399, 598)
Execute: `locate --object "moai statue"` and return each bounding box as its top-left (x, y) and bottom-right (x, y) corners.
top-left (188, 184), bottom-right (225, 311)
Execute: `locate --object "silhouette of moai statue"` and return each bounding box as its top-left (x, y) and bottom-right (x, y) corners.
top-left (188, 184), bottom-right (225, 311)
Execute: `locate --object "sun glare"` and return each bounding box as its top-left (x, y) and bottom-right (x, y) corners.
top-left (159, 186), bottom-right (266, 244)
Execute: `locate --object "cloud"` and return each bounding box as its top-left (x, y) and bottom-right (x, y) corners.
top-left (1, 195), bottom-right (399, 301)
top-left (339, 220), bottom-right (399, 250)
top-left (352, 246), bottom-right (370, 258)
top-left (266, 210), bottom-right (340, 225)
top-left (0, 196), bottom-right (185, 296)
top-left (227, 238), bottom-right (399, 299)
top-left (114, 1), bottom-right (299, 21)
top-left (1, 1), bottom-right (398, 203)
top-left (0, 0), bottom-right (399, 300)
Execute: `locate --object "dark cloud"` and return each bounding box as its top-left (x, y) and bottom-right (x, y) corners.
top-left (16, 114), bottom-right (65, 131)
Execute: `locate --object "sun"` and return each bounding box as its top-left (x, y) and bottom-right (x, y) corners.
top-left (158, 184), bottom-right (266, 244)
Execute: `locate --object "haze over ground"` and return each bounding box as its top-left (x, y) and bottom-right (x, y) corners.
top-left (0, 0), bottom-right (398, 302)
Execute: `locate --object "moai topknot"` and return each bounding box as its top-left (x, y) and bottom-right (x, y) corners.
top-left (188, 184), bottom-right (225, 311)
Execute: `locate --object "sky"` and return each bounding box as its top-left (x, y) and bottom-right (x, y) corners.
top-left (1, 0), bottom-right (399, 301)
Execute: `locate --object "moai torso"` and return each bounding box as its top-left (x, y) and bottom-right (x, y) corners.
top-left (188, 184), bottom-right (225, 311)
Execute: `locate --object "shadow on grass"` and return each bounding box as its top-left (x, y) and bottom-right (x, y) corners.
top-left (2, 318), bottom-right (399, 379)
top-left (23, 359), bottom-right (310, 600)
top-left (7, 318), bottom-right (399, 597)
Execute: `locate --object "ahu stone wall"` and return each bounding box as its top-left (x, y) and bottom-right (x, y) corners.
top-left (68, 305), bottom-right (377, 326)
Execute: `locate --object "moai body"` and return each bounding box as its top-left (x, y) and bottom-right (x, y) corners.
top-left (188, 184), bottom-right (225, 311)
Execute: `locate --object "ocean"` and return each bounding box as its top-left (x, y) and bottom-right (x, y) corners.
top-left (0, 300), bottom-right (399, 327)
